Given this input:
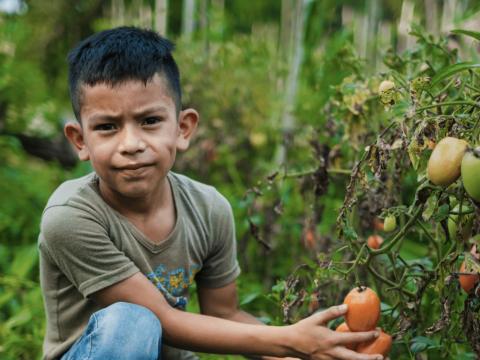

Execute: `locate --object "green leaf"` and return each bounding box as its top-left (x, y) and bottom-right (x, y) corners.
top-left (408, 139), bottom-right (420, 170)
top-left (256, 316), bottom-right (272, 325)
top-left (271, 280), bottom-right (286, 294)
top-left (410, 336), bottom-right (439, 354)
top-left (399, 239), bottom-right (429, 261)
top-left (422, 194), bottom-right (438, 221)
top-left (3, 310), bottom-right (32, 331)
top-left (432, 204), bottom-right (450, 222)
top-left (410, 342), bottom-right (429, 354)
top-left (0, 292), bottom-right (14, 308)
top-left (9, 245), bottom-right (38, 278)
top-left (240, 292), bottom-right (260, 306)
top-left (431, 62), bottom-right (480, 87)
top-left (464, 252), bottom-right (480, 273)
top-left (451, 29), bottom-right (480, 41)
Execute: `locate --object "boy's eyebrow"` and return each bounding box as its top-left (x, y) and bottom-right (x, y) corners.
top-left (87, 113), bottom-right (121, 123)
top-left (132, 106), bottom-right (169, 118)
top-left (86, 106), bottom-right (169, 122)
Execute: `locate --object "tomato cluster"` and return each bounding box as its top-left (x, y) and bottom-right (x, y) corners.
top-left (427, 138), bottom-right (480, 292)
top-left (336, 286), bottom-right (392, 356)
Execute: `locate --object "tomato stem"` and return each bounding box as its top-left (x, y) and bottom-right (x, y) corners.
top-left (369, 206), bottom-right (423, 256)
top-left (416, 219), bottom-right (441, 264)
top-left (416, 100), bottom-right (480, 113)
top-left (367, 263), bottom-right (415, 298)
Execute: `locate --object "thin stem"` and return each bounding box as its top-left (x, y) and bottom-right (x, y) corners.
top-left (416, 101), bottom-right (480, 113)
top-left (367, 263), bottom-right (416, 298)
top-left (369, 207), bottom-right (423, 255)
top-left (434, 241), bottom-right (457, 272)
top-left (387, 253), bottom-right (400, 281)
top-left (416, 219), bottom-right (441, 263)
top-left (346, 244), bottom-right (367, 274)
top-left (433, 77), bottom-right (456, 98)
top-left (465, 83), bottom-right (480, 93)
top-left (472, 114), bottom-right (480, 141)
top-left (283, 167), bottom-right (351, 179)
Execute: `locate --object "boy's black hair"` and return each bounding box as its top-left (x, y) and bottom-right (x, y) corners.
top-left (67, 26), bottom-right (181, 121)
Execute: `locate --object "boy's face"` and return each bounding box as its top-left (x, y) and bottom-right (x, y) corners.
top-left (65, 74), bottom-right (198, 200)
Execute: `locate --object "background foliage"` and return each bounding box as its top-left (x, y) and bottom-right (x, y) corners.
top-left (1, 0), bottom-right (480, 359)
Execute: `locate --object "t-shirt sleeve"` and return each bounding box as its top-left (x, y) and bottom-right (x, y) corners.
top-left (195, 192), bottom-right (241, 288)
top-left (39, 204), bottom-right (139, 298)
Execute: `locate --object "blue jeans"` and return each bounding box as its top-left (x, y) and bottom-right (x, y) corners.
top-left (61, 302), bottom-right (162, 360)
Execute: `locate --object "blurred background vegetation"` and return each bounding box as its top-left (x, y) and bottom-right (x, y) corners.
top-left (1, 0), bottom-right (480, 359)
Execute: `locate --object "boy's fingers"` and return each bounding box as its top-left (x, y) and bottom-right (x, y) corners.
top-left (330, 346), bottom-right (383, 360)
top-left (312, 304), bottom-right (348, 324)
top-left (334, 330), bottom-right (380, 345)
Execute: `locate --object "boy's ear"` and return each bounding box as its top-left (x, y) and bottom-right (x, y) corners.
top-left (176, 108), bottom-right (199, 152)
top-left (64, 122), bottom-right (90, 161)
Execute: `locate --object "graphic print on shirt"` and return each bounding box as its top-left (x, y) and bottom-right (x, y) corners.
top-left (146, 264), bottom-right (201, 309)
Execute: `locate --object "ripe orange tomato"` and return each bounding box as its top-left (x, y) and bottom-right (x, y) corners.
top-left (304, 229), bottom-right (316, 250)
top-left (373, 217), bottom-right (384, 231)
top-left (308, 293), bottom-right (320, 313)
top-left (335, 322), bottom-right (356, 350)
top-left (336, 322), bottom-right (350, 332)
top-left (367, 235), bottom-right (384, 250)
top-left (343, 287), bottom-right (381, 332)
top-left (459, 260), bottom-right (479, 293)
top-left (357, 330), bottom-right (392, 356)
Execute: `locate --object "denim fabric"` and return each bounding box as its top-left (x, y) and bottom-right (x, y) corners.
top-left (61, 302), bottom-right (162, 360)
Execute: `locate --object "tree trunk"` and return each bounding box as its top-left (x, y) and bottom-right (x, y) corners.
top-left (182, 0), bottom-right (196, 40)
top-left (398, 0), bottom-right (415, 53)
top-left (199, 0), bottom-right (209, 57)
top-left (365, 0), bottom-right (380, 71)
top-left (155, 0), bottom-right (168, 36)
top-left (424, 0), bottom-right (439, 34)
top-left (279, 0), bottom-right (295, 63)
top-left (210, 0), bottom-right (224, 41)
top-left (139, 1), bottom-right (153, 29)
top-left (110, 0), bottom-right (125, 27)
top-left (441, 0), bottom-right (457, 34)
top-left (276, 0), bottom-right (308, 166)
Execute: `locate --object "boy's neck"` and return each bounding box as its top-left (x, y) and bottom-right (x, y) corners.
top-left (97, 176), bottom-right (172, 219)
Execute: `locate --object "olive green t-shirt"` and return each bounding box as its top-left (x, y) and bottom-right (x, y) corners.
top-left (38, 171), bottom-right (241, 360)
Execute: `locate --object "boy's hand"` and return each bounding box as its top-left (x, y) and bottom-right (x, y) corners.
top-left (286, 304), bottom-right (384, 360)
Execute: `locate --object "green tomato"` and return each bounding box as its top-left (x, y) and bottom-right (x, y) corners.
top-left (461, 149), bottom-right (480, 202)
top-left (383, 215), bottom-right (397, 232)
top-left (448, 204), bottom-right (474, 241)
top-left (427, 137), bottom-right (468, 186)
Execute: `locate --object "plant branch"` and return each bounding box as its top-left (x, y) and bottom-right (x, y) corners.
top-left (416, 101), bottom-right (480, 113)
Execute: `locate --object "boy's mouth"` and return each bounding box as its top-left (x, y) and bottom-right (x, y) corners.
top-left (114, 163), bottom-right (156, 178)
top-left (116, 162), bottom-right (155, 171)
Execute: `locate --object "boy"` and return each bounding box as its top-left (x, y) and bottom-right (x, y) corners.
top-left (38, 26), bottom-right (383, 360)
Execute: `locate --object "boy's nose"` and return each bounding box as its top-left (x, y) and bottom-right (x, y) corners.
top-left (118, 125), bottom-right (146, 154)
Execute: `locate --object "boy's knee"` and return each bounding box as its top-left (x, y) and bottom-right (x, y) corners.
top-left (99, 301), bottom-right (162, 335)
top-left (92, 302), bottom-right (162, 357)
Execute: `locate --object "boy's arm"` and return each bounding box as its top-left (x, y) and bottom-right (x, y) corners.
top-left (197, 280), bottom-right (275, 326)
top-left (197, 281), bottom-right (297, 360)
top-left (92, 272), bottom-right (383, 360)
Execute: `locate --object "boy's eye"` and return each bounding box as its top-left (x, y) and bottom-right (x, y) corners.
top-left (142, 117), bottom-right (162, 126)
top-left (94, 123), bottom-right (116, 131)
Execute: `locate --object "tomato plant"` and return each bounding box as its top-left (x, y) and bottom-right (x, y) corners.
top-left (245, 27), bottom-right (480, 359)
